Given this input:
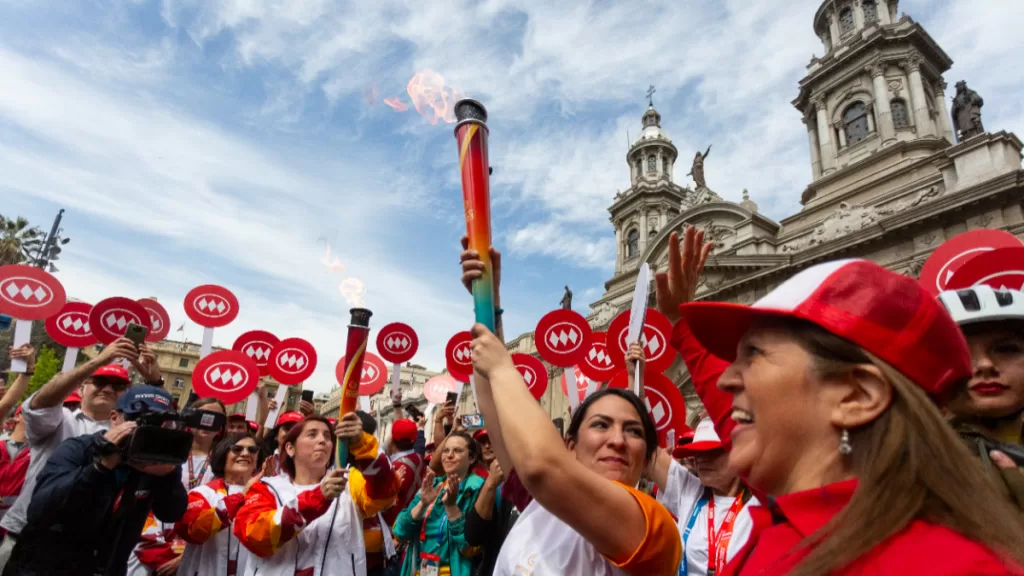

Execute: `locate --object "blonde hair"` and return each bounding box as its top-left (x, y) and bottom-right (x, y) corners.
top-left (779, 319), bottom-right (1024, 576)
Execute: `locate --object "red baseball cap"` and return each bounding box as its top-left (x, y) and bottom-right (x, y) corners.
top-left (673, 418), bottom-right (722, 458)
top-left (64, 391), bottom-right (83, 404)
top-left (392, 418), bottom-right (417, 443)
top-left (91, 364), bottom-right (130, 383)
top-left (247, 420), bottom-right (258, 433)
top-left (276, 411), bottom-right (304, 427)
top-left (679, 259), bottom-right (971, 399)
top-left (228, 412), bottom-right (246, 421)
top-left (472, 429), bottom-right (490, 442)
top-left (14, 405), bottom-right (22, 417)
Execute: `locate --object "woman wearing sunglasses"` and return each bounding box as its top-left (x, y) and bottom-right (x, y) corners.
top-left (175, 434), bottom-right (264, 576)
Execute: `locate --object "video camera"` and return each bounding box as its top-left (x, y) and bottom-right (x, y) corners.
top-left (121, 408), bottom-right (226, 466)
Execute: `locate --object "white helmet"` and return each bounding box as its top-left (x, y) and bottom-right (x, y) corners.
top-left (938, 285), bottom-right (1024, 326)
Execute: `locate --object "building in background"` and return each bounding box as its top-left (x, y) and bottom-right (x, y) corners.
top-left (313, 391), bottom-right (330, 415)
top-left (320, 362), bottom-right (440, 442)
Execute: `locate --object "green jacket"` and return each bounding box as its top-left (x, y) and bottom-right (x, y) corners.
top-left (393, 474), bottom-right (485, 576)
top-left (951, 417), bottom-right (1024, 510)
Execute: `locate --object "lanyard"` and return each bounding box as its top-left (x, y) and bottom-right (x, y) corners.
top-left (418, 491), bottom-right (447, 544)
top-left (187, 452), bottom-right (211, 490)
top-left (679, 489), bottom-right (746, 576)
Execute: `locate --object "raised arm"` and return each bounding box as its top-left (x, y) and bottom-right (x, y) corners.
top-left (0, 345), bottom-right (35, 417)
top-left (31, 338), bottom-right (137, 410)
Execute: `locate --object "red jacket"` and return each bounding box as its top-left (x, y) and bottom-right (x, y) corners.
top-left (0, 440), bottom-right (30, 524)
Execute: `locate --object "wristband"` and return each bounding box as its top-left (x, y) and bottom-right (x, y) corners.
top-left (23, 371), bottom-right (34, 376)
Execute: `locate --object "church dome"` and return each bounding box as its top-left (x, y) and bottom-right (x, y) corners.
top-left (636, 105), bottom-right (670, 143)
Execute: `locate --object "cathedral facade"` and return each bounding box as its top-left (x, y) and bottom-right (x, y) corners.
top-left (505, 0), bottom-right (1024, 424)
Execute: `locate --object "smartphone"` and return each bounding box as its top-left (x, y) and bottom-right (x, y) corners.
top-left (461, 413), bottom-right (484, 429)
top-left (405, 405), bottom-right (423, 420)
top-left (445, 391), bottom-right (459, 406)
top-left (125, 322), bottom-right (149, 348)
top-left (301, 389), bottom-right (314, 403)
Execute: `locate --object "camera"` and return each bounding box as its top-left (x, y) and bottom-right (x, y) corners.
top-left (120, 408), bottom-right (226, 466)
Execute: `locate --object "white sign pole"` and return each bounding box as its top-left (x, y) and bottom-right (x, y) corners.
top-left (359, 396), bottom-right (371, 413)
top-left (244, 390), bottom-right (259, 421)
top-left (565, 368), bottom-right (581, 412)
top-left (389, 362), bottom-right (402, 401)
top-left (9, 320), bottom-right (31, 373)
top-left (264, 385), bottom-right (289, 429)
top-left (468, 374), bottom-right (479, 412)
top-left (61, 347), bottom-right (79, 373)
top-left (626, 264), bottom-right (651, 395)
top-left (200, 327), bottom-right (215, 359)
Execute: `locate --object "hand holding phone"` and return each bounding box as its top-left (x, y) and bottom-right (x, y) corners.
top-left (125, 322), bottom-right (149, 349)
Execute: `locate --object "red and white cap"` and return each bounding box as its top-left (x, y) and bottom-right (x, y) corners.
top-left (679, 259), bottom-right (971, 399)
top-left (64, 391), bottom-right (83, 405)
top-left (673, 418), bottom-right (722, 457)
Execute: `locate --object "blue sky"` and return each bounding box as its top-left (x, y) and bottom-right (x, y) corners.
top-left (2, 0), bottom-right (1022, 392)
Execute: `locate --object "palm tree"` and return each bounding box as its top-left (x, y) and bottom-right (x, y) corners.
top-left (0, 216), bottom-right (44, 266)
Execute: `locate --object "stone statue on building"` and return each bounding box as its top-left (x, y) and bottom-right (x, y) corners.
top-left (560, 285), bottom-right (573, 310)
top-left (951, 81), bottom-right (985, 140)
top-left (688, 145), bottom-right (712, 189)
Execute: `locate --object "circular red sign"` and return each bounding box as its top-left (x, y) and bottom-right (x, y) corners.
top-left (609, 369), bottom-right (687, 448)
top-left (918, 230), bottom-right (1023, 296)
top-left (335, 351), bottom-right (389, 396)
top-left (183, 284), bottom-right (240, 328)
top-left (191, 350), bottom-right (261, 404)
top-left (947, 246), bottom-right (1024, 292)
top-left (90, 297), bottom-right (152, 345)
top-left (45, 301), bottom-right (98, 348)
top-left (560, 365), bottom-right (596, 404)
top-left (0, 264), bottom-right (67, 321)
top-left (607, 308), bottom-right (676, 373)
top-left (376, 322), bottom-right (419, 364)
top-left (578, 332), bottom-right (617, 382)
top-left (533, 309), bottom-right (593, 367)
top-left (232, 330), bottom-right (280, 377)
top-left (511, 353), bottom-right (548, 400)
top-left (268, 338), bottom-right (318, 386)
top-left (136, 298), bottom-right (170, 342)
top-left (423, 374), bottom-right (457, 404)
top-left (445, 331), bottom-right (473, 383)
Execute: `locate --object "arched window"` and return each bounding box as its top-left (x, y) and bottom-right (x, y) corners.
top-left (862, 0), bottom-right (879, 23)
top-left (626, 229), bottom-right (639, 258)
top-left (647, 155), bottom-right (657, 173)
top-left (839, 8), bottom-right (855, 35)
top-left (891, 99), bottom-right (910, 129)
top-left (843, 102), bottom-right (870, 145)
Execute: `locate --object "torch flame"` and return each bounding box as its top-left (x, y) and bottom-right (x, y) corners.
top-left (406, 69), bottom-right (463, 125)
top-left (320, 244), bottom-right (345, 273)
top-left (383, 97), bottom-right (408, 112)
top-left (340, 277), bottom-right (366, 307)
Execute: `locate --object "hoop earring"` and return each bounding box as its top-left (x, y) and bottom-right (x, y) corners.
top-left (838, 429), bottom-right (853, 456)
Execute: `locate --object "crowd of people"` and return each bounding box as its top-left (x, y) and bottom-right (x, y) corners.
top-left (0, 223), bottom-right (1021, 575)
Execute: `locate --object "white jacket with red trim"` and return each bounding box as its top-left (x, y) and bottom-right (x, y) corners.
top-left (174, 478), bottom-right (251, 576)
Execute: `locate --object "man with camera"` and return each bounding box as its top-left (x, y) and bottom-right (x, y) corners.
top-left (3, 385), bottom-right (188, 576)
top-left (0, 338), bottom-right (161, 570)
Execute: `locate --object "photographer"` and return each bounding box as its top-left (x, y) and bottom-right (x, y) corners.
top-left (3, 386), bottom-right (187, 576)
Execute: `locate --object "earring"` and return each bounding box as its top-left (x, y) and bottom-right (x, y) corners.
top-left (838, 429), bottom-right (853, 456)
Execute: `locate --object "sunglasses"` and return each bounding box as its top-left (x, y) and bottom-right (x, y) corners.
top-left (229, 445), bottom-right (260, 455)
top-left (90, 377), bottom-right (130, 392)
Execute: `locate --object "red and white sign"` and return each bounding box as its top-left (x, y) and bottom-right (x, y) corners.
top-left (607, 308), bottom-right (676, 373)
top-left (533, 309), bottom-right (593, 367)
top-left (609, 369), bottom-right (687, 448)
top-left (578, 332), bottom-right (616, 383)
top-left (512, 353), bottom-right (548, 400)
top-left (376, 322), bottom-right (419, 364)
top-left (45, 301), bottom-right (98, 348)
top-left (192, 350), bottom-right (261, 404)
top-left (232, 330), bottom-right (280, 377)
top-left (918, 230), bottom-right (1023, 296)
top-left (947, 246), bottom-right (1024, 292)
top-left (136, 298), bottom-right (170, 342)
top-left (423, 374), bottom-right (458, 404)
top-left (561, 365), bottom-right (595, 405)
top-left (445, 331), bottom-right (473, 383)
top-left (268, 338), bottom-right (317, 386)
top-left (335, 351), bottom-right (389, 396)
top-left (183, 284), bottom-right (239, 328)
top-left (0, 264), bottom-right (67, 321)
top-left (90, 297), bottom-right (151, 345)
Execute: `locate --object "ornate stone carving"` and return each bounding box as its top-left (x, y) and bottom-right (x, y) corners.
top-left (588, 301), bottom-right (619, 328)
top-left (865, 62), bottom-right (885, 77)
top-left (693, 221), bottom-right (736, 249)
top-left (921, 233), bottom-right (937, 246)
top-left (648, 217), bottom-right (660, 232)
top-left (887, 78), bottom-right (903, 95)
top-left (976, 213), bottom-right (994, 228)
top-left (907, 259), bottom-right (925, 279)
top-left (811, 95), bottom-right (826, 111)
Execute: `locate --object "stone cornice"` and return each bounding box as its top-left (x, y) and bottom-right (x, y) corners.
top-left (608, 182), bottom-right (688, 217)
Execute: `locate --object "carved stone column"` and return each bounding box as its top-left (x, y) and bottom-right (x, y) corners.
top-left (826, 9), bottom-right (841, 47)
top-left (868, 63), bottom-right (896, 145)
top-left (639, 214), bottom-right (649, 255)
top-left (659, 211), bottom-right (668, 231)
top-left (866, 101), bottom-right (876, 133)
top-left (877, 0), bottom-right (892, 24)
top-left (853, 0), bottom-right (866, 31)
top-left (814, 97), bottom-right (836, 173)
top-left (904, 56), bottom-right (934, 137)
top-left (934, 79), bottom-right (955, 143)
top-left (834, 119), bottom-right (848, 149)
top-left (805, 115), bottom-right (822, 179)
top-left (614, 226), bottom-right (623, 272)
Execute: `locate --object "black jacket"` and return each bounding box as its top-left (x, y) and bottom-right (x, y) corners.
top-left (4, 431), bottom-right (187, 576)
top-left (465, 484), bottom-right (520, 576)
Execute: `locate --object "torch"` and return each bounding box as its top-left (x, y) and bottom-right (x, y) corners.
top-left (337, 307), bottom-right (373, 466)
top-left (453, 99), bottom-right (496, 331)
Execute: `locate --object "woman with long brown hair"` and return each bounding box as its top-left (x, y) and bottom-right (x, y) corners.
top-left (658, 227), bottom-right (1024, 575)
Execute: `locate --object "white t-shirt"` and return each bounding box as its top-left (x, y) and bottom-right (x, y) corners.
top-left (181, 453), bottom-right (215, 490)
top-left (1, 396), bottom-right (110, 535)
top-left (657, 460), bottom-right (757, 576)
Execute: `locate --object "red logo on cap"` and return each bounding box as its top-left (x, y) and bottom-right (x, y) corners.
top-left (445, 331), bottom-right (473, 383)
top-left (46, 301), bottom-right (98, 348)
top-left (423, 374), bottom-right (457, 404)
top-left (335, 351), bottom-right (388, 397)
top-left (534, 309), bottom-right (593, 367)
top-left (607, 308), bottom-right (676, 373)
top-left (918, 230), bottom-right (1023, 296)
top-left (268, 338), bottom-right (317, 386)
top-left (136, 298), bottom-right (170, 342)
top-left (376, 323), bottom-right (419, 364)
top-left (0, 264), bottom-right (67, 321)
top-left (512, 353), bottom-right (548, 400)
top-left (233, 330), bottom-right (280, 377)
top-left (90, 297), bottom-right (151, 345)
top-left (192, 350), bottom-right (261, 404)
top-left (184, 285), bottom-right (239, 328)
top-left (578, 332), bottom-right (616, 382)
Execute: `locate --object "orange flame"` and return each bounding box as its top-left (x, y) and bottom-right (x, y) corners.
top-left (406, 69), bottom-right (463, 125)
top-left (383, 97), bottom-right (408, 112)
top-left (365, 83), bottom-right (379, 107)
top-left (320, 244), bottom-right (345, 273)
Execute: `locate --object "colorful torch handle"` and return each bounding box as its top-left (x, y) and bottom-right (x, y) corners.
top-left (454, 99), bottom-right (496, 332)
top-left (338, 308), bottom-right (372, 466)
